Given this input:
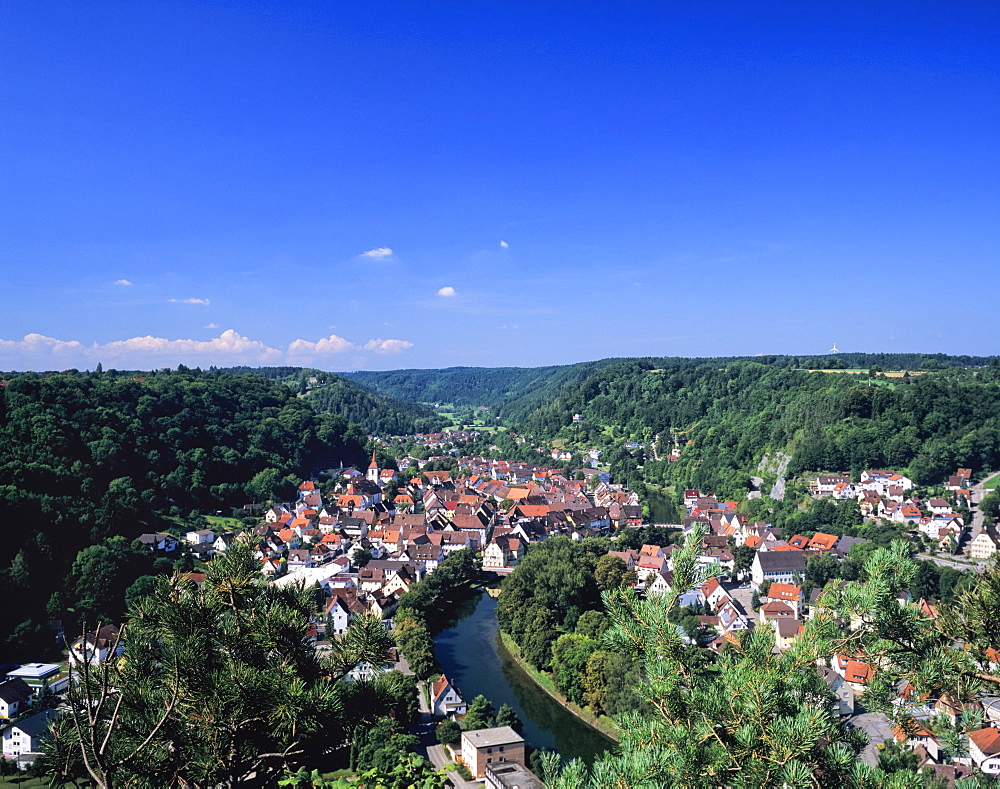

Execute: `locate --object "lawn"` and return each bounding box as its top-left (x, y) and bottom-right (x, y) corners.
top-left (983, 473), bottom-right (1000, 491)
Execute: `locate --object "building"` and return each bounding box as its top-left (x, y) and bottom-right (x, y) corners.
top-left (751, 551), bottom-right (806, 588)
top-left (6, 663), bottom-right (69, 697)
top-left (0, 678), bottom-right (33, 719)
top-left (69, 624), bottom-right (123, 666)
top-left (461, 726), bottom-right (526, 779)
top-left (969, 726), bottom-right (1000, 774)
top-left (485, 762), bottom-right (545, 789)
top-left (430, 674), bottom-right (467, 718)
top-left (2, 709), bottom-right (58, 764)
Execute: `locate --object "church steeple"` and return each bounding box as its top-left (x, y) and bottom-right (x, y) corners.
top-left (366, 449), bottom-right (379, 483)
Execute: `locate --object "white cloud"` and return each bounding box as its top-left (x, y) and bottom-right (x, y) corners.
top-left (98, 330), bottom-right (281, 362)
top-left (287, 334), bottom-right (354, 356)
top-left (437, 286), bottom-right (458, 297)
top-left (0, 333), bottom-right (83, 355)
top-left (500, 240), bottom-right (509, 248)
top-left (0, 329), bottom-right (415, 369)
top-left (362, 247), bottom-right (393, 259)
top-left (169, 297), bottom-right (210, 306)
top-left (114, 279), bottom-right (133, 286)
top-left (204, 323), bottom-right (219, 329)
top-left (362, 338), bottom-right (414, 354)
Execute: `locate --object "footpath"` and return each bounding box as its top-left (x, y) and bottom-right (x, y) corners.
top-left (414, 683), bottom-right (481, 788)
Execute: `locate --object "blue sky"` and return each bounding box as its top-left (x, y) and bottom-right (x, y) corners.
top-left (2, 1), bottom-right (998, 372)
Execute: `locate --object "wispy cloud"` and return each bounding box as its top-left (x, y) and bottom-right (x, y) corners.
top-left (114, 279), bottom-right (133, 286)
top-left (499, 240), bottom-right (509, 249)
top-left (205, 323), bottom-right (219, 329)
top-left (169, 297), bottom-right (210, 306)
top-left (437, 286), bottom-right (458, 297)
top-left (362, 247), bottom-right (393, 259)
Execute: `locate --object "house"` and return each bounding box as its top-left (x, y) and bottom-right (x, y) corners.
top-left (820, 667), bottom-right (855, 715)
top-left (969, 527), bottom-right (1000, 561)
top-left (806, 533), bottom-right (838, 553)
top-left (431, 674), bottom-right (467, 718)
top-left (751, 551), bottom-right (806, 589)
top-left (2, 709), bottom-right (58, 763)
top-left (346, 648), bottom-right (398, 683)
top-left (766, 583), bottom-right (804, 618)
top-left (213, 532), bottom-right (237, 552)
top-left (326, 597), bottom-right (353, 636)
top-left (0, 678), bottom-right (33, 718)
top-left (137, 532), bottom-right (179, 552)
top-left (185, 529), bottom-right (215, 545)
top-left (815, 475), bottom-right (851, 495)
top-left (287, 549), bottom-right (313, 572)
top-left (893, 721), bottom-right (941, 763)
top-left (842, 659), bottom-right (872, 692)
top-left (646, 571), bottom-right (673, 597)
top-left (968, 726), bottom-right (1000, 774)
top-left (461, 726), bottom-right (527, 779)
top-left (69, 624), bottom-right (122, 665)
top-left (485, 762), bottom-right (545, 789)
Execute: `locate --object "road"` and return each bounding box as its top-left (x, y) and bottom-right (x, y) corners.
top-left (916, 554), bottom-right (985, 572)
top-left (849, 710), bottom-right (896, 766)
top-left (969, 470), bottom-right (1000, 532)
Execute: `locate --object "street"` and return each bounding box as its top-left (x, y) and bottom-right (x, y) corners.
top-left (849, 709), bottom-right (896, 766)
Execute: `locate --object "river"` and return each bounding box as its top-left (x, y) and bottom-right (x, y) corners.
top-left (434, 593), bottom-right (615, 763)
top-left (645, 487), bottom-right (680, 524)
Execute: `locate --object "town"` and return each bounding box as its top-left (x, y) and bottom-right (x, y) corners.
top-left (4, 422), bottom-right (1000, 786)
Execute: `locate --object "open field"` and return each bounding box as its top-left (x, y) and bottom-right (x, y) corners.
top-left (801, 369), bottom-right (921, 378)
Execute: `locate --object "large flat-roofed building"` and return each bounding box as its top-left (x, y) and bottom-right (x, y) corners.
top-left (6, 663), bottom-right (69, 696)
top-left (461, 726), bottom-right (526, 779)
top-left (485, 762), bottom-right (544, 788)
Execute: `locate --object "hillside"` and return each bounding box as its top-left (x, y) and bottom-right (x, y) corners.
top-left (218, 366), bottom-right (445, 435)
top-left (0, 368), bottom-right (370, 658)
top-left (342, 361), bottom-right (623, 409)
top-left (505, 358), bottom-right (1000, 500)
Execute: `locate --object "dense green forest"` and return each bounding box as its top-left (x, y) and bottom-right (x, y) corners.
top-left (0, 368), bottom-right (370, 659)
top-left (497, 538), bottom-right (650, 719)
top-left (341, 352), bottom-right (998, 414)
top-left (342, 362), bottom-right (623, 409)
top-left (219, 366), bottom-right (445, 435)
top-left (504, 360), bottom-right (1000, 499)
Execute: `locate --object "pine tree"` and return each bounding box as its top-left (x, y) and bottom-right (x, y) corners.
top-left (47, 542), bottom-right (393, 788)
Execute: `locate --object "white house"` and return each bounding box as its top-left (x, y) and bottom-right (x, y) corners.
top-left (69, 624), bottom-right (123, 666)
top-left (0, 678), bottom-right (33, 719)
top-left (431, 674), bottom-right (467, 718)
top-left (751, 551), bottom-right (806, 588)
top-left (2, 709), bottom-right (58, 762)
top-left (969, 727), bottom-right (1000, 774)
top-left (186, 528), bottom-right (215, 545)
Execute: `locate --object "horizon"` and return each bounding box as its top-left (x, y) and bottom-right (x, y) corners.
top-left (3, 348), bottom-right (996, 378)
top-left (4, 2), bottom-right (998, 371)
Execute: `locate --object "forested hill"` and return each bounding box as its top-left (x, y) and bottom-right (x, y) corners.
top-left (342, 353), bottom-right (997, 414)
top-left (342, 361), bottom-right (623, 408)
top-left (218, 366), bottom-right (445, 435)
top-left (507, 359), bottom-right (1000, 500)
top-left (0, 369), bottom-right (370, 659)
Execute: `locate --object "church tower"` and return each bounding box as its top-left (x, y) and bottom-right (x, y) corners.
top-left (366, 449), bottom-right (379, 484)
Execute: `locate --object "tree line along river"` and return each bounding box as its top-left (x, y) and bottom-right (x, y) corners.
top-left (433, 592), bottom-right (615, 763)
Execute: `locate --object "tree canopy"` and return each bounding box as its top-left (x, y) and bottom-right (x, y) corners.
top-left (46, 542), bottom-right (395, 788)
